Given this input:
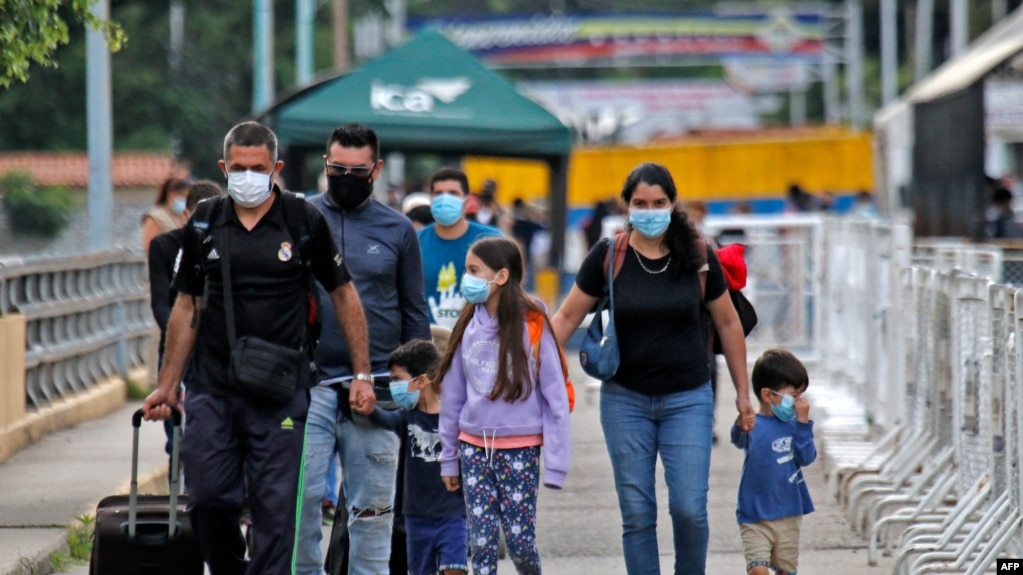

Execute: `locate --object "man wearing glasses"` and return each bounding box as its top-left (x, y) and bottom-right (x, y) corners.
top-left (297, 123), bottom-right (432, 575)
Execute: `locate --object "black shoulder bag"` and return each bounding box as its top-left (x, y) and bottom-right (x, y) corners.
top-left (220, 228), bottom-right (307, 405)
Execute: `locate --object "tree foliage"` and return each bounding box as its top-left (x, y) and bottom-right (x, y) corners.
top-left (1, 170), bottom-right (77, 237)
top-left (0, 0), bottom-right (253, 179)
top-left (0, 0), bottom-right (125, 88)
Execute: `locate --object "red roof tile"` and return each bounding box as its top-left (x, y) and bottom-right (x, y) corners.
top-left (0, 152), bottom-right (189, 188)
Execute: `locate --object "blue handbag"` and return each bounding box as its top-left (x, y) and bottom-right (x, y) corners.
top-left (578, 235), bottom-right (620, 380)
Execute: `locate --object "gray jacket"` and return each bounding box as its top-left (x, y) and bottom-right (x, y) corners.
top-left (308, 194), bottom-right (431, 384)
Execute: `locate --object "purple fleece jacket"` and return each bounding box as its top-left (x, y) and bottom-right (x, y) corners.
top-left (439, 301), bottom-right (572, 489)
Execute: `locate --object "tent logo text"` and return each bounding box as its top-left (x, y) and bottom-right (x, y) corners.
top-left (371, 78), bottom-right (472, 113)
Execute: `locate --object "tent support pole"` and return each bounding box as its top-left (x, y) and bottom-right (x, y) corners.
top-left (547, 155), bottom-right (569, 293)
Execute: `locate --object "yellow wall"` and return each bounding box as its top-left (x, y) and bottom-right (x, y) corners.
top-left (0, 314), bottom-right (26, 431)
top-left (463, 128), bottom-right (874, 207)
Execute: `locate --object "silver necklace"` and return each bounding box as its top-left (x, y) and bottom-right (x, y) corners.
top-left (633, 248), bottom-right (671, 274)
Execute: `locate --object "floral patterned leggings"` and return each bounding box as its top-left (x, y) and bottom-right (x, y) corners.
top-left (460, 442), bottom-right (541, 575)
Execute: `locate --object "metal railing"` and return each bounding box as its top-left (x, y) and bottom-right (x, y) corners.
top-left (0, 249), bottom-right (154, 410)
top-left (816, 217), bottom-right (1023, 574)
top-left (703, 213), bottom-right (826, 363)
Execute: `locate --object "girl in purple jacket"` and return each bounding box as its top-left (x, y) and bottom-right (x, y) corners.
top-left (436, 237), bottom-right (571, 575)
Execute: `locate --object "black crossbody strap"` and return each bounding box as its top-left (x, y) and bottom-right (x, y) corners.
top-left (606, 235), bottom-right (615, 312)
top-left (220, 227), bottom-right (237, 352)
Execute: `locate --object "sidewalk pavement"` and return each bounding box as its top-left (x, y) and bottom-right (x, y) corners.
top-left (1, 363), bottom-right (896, 575)
top-left (0, 401), bottom-right (167, 575)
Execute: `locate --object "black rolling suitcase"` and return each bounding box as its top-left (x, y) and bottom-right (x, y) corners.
top-left (89, 407), bottom-right (203, 575)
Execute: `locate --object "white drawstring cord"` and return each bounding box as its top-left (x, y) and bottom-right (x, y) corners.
top-left (483, 429), bottom-right (497, 468)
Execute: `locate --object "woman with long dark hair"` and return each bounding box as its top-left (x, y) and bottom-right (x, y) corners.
top-left (551, 162), bottom-right (755, 574)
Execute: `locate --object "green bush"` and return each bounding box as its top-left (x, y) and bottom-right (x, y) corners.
top-left (1, 170), bottom-right (77, 237)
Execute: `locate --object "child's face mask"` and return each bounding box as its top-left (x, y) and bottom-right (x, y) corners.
top-left (389, 377), bottom-right (421, 410)
top-left (769, 390), bottom-right (796, 422)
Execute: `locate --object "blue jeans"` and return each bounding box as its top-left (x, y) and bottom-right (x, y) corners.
top-left (324, 454), bottom-right (338, 507)
top-left (296, 386), bottom-right (399, 575)
top-left (600, 381), bottom-right (714, 575)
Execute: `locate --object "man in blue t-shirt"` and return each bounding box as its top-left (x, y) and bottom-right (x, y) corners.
top-left (418, 167), bottom-right (501, 329)
top-left (731, 348), bottom-right (816, 575)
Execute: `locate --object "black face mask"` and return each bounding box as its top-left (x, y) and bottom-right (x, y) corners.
top-left (327, 173), bottom-right (373, 210)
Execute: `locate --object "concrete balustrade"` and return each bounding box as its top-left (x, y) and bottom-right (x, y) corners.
top-left (0, 250), bottom-right (154, 463)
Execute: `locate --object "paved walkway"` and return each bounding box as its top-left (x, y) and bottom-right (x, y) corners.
top-left (0, 401), bottom-right (167, 575)
top-left (1, 362), bottom-right (895, 575)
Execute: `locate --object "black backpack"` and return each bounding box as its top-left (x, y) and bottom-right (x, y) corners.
top-left (188, 192), bottom-right (322, 351)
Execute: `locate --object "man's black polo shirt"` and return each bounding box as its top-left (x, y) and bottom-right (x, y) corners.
top-left (173, 191), bottom-right (352, 395)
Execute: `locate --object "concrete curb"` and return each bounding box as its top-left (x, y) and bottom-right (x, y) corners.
top-left (0, 379), bottom-right (128, 464)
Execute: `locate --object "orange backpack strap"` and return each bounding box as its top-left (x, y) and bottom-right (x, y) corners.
top-left (696, 235), bottom-right (708, 303)
top-left (527, 311), bottom-right (575, 413)
top-left (695, 235), bottom-right (712, 355)
top-left (600, 231), bottom-right (631, 283)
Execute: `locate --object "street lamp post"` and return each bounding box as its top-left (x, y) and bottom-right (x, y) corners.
top-left (87, 0), bottom-right (113, 251)
top-left (252, 0), bottom-right (274, 113)
top-left (880, 0), bottom-right (898, 105)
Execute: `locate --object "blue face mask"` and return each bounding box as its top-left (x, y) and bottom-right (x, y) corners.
top-left (389, 378), bottom-right (420, 410)
top-left (769, 391), bottom-right (797, 422)
top-left (628, 208), bottom-right (672, 239)
top-left (171, 197), bottom-right (187, 215)
top-left (430, 194), bottom-right (464, 227)
top-left (460, 273), bottom-right (493, 304)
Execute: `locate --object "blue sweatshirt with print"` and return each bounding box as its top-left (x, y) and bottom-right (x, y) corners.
top-left (731, 413), bottom-right (816, 524)
top-left (438, 301), bottom-right (571, 488)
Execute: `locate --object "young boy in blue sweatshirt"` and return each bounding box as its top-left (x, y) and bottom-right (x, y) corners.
top-left (369, 339), bottom-right (468, 575)
top-left (731, 348), bottom-right (816, 575)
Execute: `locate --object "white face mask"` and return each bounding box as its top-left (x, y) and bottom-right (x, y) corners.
top-left (226, 170), bottom-right (273, 208)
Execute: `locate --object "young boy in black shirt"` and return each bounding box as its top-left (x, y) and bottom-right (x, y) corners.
top-left (369, 340), bottom-right (468, 575)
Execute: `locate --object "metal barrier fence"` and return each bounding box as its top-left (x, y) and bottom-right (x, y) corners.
top-left (0, 250), bottom-right (154, 410)
top-left (703, 214), bottom-right (825, 362)
top-left (817, 217), bottom-right (1023, 574)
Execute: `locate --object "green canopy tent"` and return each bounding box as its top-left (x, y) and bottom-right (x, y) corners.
top-left (259, 30), bottom-right (573, 268)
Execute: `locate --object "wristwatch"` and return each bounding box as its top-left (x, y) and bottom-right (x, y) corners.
top-left (352, 373), bottom-right (375, 385)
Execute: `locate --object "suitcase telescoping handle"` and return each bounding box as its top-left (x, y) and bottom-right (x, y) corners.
top-left (129, 407), bottom-right (183, 540)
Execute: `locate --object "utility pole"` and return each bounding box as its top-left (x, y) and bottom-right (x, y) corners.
top-left (844, 0), bottom-right (864, 129)
top-left (87, 0), bottom-right (113, 251)
top-left (169, 0), bottom-right (185, 158)
top-left (822, 4), bottom-right (841, 124)
top-left (823, 51), bottom-right (840, 124)
top-left (385, 0), bottom-right (406, 46)
top-left (914, 0), bottom-right (934, 81)
top-left (949, 0), bottom-right (968, 58)
top-left (993, 0), bottom-right (1008, 22)
top-left (880, 0), bottom-right (898, 105)
top-left (296, 0), bottom-right (314, 86)
top-left (332, 0), bottom-right (350, 73)
top-left (252, 0), bottom-right (274, 113)
top-left (790, 88), bottom-right (807, 127)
